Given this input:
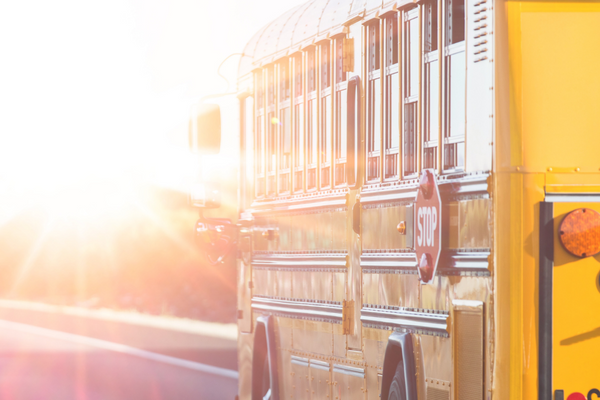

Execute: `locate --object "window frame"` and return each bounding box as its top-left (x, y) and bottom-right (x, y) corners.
top-left (319, 41), bottom-right (333, 190)
top-left (254, 69), bottom-right (266, 198)
top-left (292, 53), bottom-right (304, 193)
top-left (422, 0), bottom-right (440, 171)
top-left (366, 20), bottom-right (382, 183)
top-left (278, 58), bottom-right (292, 195)
top-left (265, 64), bottom-right (277, 196)
top-left (442, 0), bottom-right (466, 173)
top-left (334, 35), bottom-right (349, 187)
top-left (305, 46), bottom-right (318, 192)
top-left (383, 13), bottom-right (400, 181)
top-left (401, 7), bottom-right (420, 179)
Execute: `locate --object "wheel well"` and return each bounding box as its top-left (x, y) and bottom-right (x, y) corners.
top-left (380, 332), bottom-right (418, 400)
top-left (251, 315), bottom-right (280, 400)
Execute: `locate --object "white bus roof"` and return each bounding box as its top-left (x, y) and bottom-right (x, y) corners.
top-left (239, 0), bottom-right (400, 77)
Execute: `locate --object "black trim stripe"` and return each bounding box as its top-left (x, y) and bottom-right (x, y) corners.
top-left (539, 202), bottom-right (554, 400)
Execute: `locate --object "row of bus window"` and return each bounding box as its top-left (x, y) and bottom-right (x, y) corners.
top-left (248, 0), bottom-right (467, 198)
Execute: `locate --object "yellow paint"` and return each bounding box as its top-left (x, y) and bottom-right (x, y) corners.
top-left (504, 2), bottom-right (600, 398)
top-left (546, 185), bottom-right (600, 194)
top-left (239, 1), bottom-right (600, 398)
top-left (553, 202), bottom-right (600, 395)
top-left (519, 4), bottom-right (600, 172)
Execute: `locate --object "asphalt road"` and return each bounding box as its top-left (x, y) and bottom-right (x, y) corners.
top-left (0, 312), bottom-right (238, 400)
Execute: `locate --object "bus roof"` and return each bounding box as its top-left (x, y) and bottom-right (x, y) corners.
top-left (238, 0), bottom-right (396, 77)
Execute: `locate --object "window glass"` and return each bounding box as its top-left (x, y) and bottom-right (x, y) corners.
top-left (336, 38), bottom-right (345, 84)
top-left (447, 0), bottom-right (465, 45)
top-left (389, 73), bottom-right (399, 150)
top-left (321, 43), bottom-right (330, 90)
top-left (307, 49), bottom-right (316, 93)
top-left (368, 23), bottom-right (380, 72)
top-left (242, 97), bottom-right (254, 207)
top-left (444, 0), bottom-right (465, 170)
top-left (280, 108), bottom-right (291, 167)
top-left (256, 71), bottom-right (264, 108)
top-left (306, 99), bottom-right (318, 190)
top-left (448, 54), bottom-right (465, 138)
top-left (321, 95), bottom-right (332, 188)
top-left (267, 66), bottom-right (275, 106)
top-left (293, 103), bottom-right (304, 192)
top-left (403, 103), bottom-right (417, 175)
top-left (367, 21), bottom-right (382, 182)
top-left (280, 60), bottom-right (290, 101)
top-left (255, 115), bottom-right (264, 197)
top-left (424, 59), bottom-right (439, 169)
top-left (408, 17), bottom-right (419, 99)
top-left (384, 15), bottom-right (399, 180)
top-left (402, 9), bottom-right (419, 178)
top-left (335, 88), bottom-right (348, 186)
top-left (267, 112), bottom-right (276, 195)
top-left (295, 55), bottom-right (303, 97)
top-left (386, 16), bottom-right (398, 67)
top-left (425, 1), bottom-right (438, 52)
top-left (337, 90), bottom-right (347, 161)
top-left (368, 78), bottom-right (381, 181)
top-left (256, 117), bottom-right (263, 175)
top-left (423, 1), bottom-right (440, 171)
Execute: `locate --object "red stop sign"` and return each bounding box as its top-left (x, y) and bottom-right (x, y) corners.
top-left (414, 170), bottom-right (442, 283)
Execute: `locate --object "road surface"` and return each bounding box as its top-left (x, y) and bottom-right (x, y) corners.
top-left (0, 308), bottom-right (238, 400)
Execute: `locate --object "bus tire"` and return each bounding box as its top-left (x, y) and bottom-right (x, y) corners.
top-left (251, 316), bottom-right (279, 400)
top-left (380, 332), bottom-right (417, 400)
top-left (388, 361), bottom-right (407, 400)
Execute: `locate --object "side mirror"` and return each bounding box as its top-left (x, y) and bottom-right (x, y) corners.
top-left (190, 182), bottom-right (221, 209)
top-left (189, 103), bottom-right (221, 154)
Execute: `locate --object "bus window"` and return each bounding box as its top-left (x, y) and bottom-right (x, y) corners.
top-left (320, 42), bottom-right (332, 189)
top-left (334, 37), bottom-right (348, 187)
top-left (279, 59), bottom-right (291, 194)
top-left (266, 65), bottom-right (276, 196)
top-left (444, 0), bottom-right (465, 171)
top-left (293, 54), bottom-right (304, 193)
top-left (423, 0), bottom-right (439, 170)
top-left (255, 70), bottom-right (265, 197)
top-left (402, 8), bottom-right (419, 178)
top-left (241, 96), bottom-right (254, 210)
top-left (384, 14), bottom-right (399, 180)
top-left (306, 48), bottom-right (317, 191)
top-left (367, 22), bottom-right (381, 182)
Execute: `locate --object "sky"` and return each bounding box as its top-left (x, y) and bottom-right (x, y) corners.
top-left (0, 0), bottom-right (305, 216)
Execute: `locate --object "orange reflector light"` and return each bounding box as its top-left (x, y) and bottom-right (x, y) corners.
top-left (559, 208), bottom-right (600, 258)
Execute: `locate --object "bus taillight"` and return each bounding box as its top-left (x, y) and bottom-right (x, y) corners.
top-left (559, 208), bottom-right (600, 258)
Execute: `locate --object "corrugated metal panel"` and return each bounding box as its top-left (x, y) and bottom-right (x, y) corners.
top-left (240, 0), bottom-right (366, 77)
top-left (254, 6), bottom-right (300, 63)
top-left (364, 0), bottom-right (383, 13)
top-left (454, 300), bottom-right (484, 400)
top-left (239, 24), bottom-right (269, 74)
top-left (426, 379), bottom-right (451, 400)
top-left (292, 0), bottom-right (328, 46)
top-left (349, 0), bottom-right (367, 16)
top-left (276, 2), bottom-right (312, 54)
top-left (318, 0), bottom-right (351, 35)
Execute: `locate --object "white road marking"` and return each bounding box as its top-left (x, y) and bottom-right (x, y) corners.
top-left (0, 319), bottom-right (239, 380)
top-left (0, 300), bottom-right (237, 340)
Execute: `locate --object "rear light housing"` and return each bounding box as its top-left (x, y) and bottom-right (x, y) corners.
top-left (559, 208), bottom-right (600, 258)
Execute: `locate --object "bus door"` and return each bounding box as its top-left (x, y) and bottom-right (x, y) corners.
top-left (540, 201), bottom-right (600, 399)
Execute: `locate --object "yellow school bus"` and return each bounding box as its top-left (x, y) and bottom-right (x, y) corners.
top-left (190, 0), bottom-right (600, 398)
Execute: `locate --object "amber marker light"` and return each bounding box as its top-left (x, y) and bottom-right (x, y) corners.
top-left (397, 221), bottom-right (407, 235)
top-left (559, 208), bottom-right (600, 258)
